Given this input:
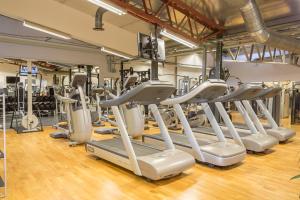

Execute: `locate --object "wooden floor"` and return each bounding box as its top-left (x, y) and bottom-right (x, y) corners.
top-left (5, 121), bottom-right (300, 200)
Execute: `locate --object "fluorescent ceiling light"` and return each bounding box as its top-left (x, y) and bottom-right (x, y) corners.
top-left (88, 0), bottom-right (126, 15)
top-left (23, 21), bottom-right (71, 40)
top-left (0, 58), bottom-right (11, 62)
top-left (101, 47), bottom-right (132, 60)
top-left (160, 28), bottom-right (198, 49)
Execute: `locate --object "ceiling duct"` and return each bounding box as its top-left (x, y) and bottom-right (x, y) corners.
top-left (94, 7), bottom-right (107, 31)
top-left (240, 0), bottom-right (300, 55)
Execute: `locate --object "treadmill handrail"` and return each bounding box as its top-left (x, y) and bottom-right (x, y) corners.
top-left (161, 79), bottom-right (227, 105)
top-left (253, 87), bottom-right (282, 99)
top-left (99, 81), bottom-right (175, 107)
top-left (213, 84), bottom-right (263, 102)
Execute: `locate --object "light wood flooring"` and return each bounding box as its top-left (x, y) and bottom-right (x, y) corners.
top-left (4, 120), bottom-right (300, 200)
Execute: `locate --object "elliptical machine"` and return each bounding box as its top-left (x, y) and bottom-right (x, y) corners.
top-left (50, 73), bottom-right (92, 146)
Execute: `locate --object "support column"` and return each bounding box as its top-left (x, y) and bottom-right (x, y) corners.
top-left (68, 68), bottom-right (72, 84)
top-left (215, 40), bottom-right (223, 79)
top-left (120, 61), bottom-right (124, 90)
top-left (86, 65), bottom-right (93, 97)
top-left (212, 38), bottom-right (223, 121)
top-left (97, 73), bottom-right (100, 88)
top-left (151, 24), bottom-right (159, 81)
top-left (53, 71), bottom-right (58, 85)
top-left (151, 60), bottom-right (159, 80)
top-left (202, 46), bottom-right (207, 83)
top-left (174, 56), bottom-right (178, 88)
top-left (272, 95), bottom-right (281, 125)
top-left (291, 83), bottom-right (296, 124)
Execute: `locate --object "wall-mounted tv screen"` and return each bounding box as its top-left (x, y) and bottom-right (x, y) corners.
top-left (6, 76), bottom-right (20, 84)
top-left (20, 65), bottom-right (38, 76)
top-left (137, 32), bottom-right (165, 62)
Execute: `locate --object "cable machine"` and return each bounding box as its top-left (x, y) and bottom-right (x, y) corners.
top-left (291, 81), bottom-right (300, 124)
top-left (10, 61), bottom-right (43, 133)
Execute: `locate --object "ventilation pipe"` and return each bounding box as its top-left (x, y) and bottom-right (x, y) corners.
top-left (240, 0), bottom-right (300, 54)
top-left (94, 7), bottom-right (107, 31)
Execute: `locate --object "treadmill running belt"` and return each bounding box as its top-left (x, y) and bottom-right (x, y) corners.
top-left (231, 122), bottom-right (272, 130)
top-left (88, 138), bottom-right (161, 158)
top-left (146, 132), bottom-right (218, 148)
top-left (192, 126), bottom-right (246, 138)
top-left (192, 127), bottom-right (217, 135)
top-left (145, 133), bottom-right (243, 158)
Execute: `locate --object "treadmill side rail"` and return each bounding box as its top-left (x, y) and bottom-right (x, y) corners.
top-left (242, 100), bottom-right (268, 135)
top-left (215, 102), bottom-right (244, 147)
top-left (234, 101), bottom-right (259, 134)
top-left (111, 106), bottom-right (142, 176)
top-left (173, 103), bottom-right (205, 161)
top-left (148, 104), bottom-right (175, 150)
top-left (256, 100), bottom-right (279, 129)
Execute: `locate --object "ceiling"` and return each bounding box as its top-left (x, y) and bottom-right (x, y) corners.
top-left (52, 0), bottom-right (300, 52)
top-left (0, 0), bottom-right (299, 60)
top-left (53, 0), bottom-right (154, 34)
top-left (184, 0), bottom-right (300, 28)
top-left (0, 14), bottom-right (107, 70)
top-left (0, 14), bottom-right (100, 50)
top-left (54, 0), bottom-right (300, 33)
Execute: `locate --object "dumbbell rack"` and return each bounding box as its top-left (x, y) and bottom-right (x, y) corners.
top-left (33, 96), bottom-right (56, 116)
top-left (0, 94), bottom-right (7, 198)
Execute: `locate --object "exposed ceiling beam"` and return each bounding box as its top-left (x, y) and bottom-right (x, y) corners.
top-left (107, 0), bottom-right (224, 44)
top-left (160, 0), bottom-right (223, 31)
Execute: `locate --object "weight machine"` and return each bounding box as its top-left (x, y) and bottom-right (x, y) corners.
top-left (291, 81), bottom-right (300, 124)
top-left (10, 61), bottom-right (43, 133)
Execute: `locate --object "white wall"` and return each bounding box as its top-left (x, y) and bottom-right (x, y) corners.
top-left (225, 61), bottom-right (300, 82)
top-left (0, 41), bottom-right (108, 67)
top-left (0, 63), bottom-right (20, 87)
top-left (130, 63), bottom-right (202, 87)
top-left (130, 53), bottom-right (300, 85)
top-left (129, 63), bottom-right (176, 84)
top-left (0, 61), bottom-right (120, 89)
top-left (2, 52), bottom-right (299, 89)
top-left (0, 62), bottom-right (54, 88)
top-left (130, 53), bottom-right (213, 86)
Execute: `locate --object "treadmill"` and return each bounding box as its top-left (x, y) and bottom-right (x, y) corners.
top-left (193, 84), bottom-right (278, 152)
top-left (143, 80), bottom-right (246, 167)
top-left (242, 87), bottom-right (296, 142)
top-left (86, 81), bottom-right (195, 181)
